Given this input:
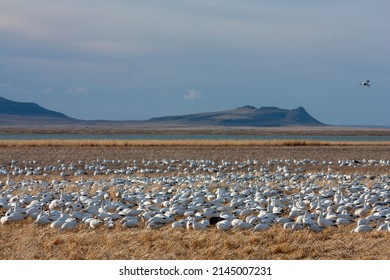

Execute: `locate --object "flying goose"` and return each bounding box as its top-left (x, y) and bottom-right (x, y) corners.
top-left (359, 80), bottom-right (370, 87)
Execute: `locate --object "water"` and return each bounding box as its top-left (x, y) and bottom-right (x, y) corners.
top-left (0, 133), bottom-right (390, 142)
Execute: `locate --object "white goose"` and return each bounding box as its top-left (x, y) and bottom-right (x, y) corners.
top-left (188, 217), bottom-right (209, 230)
top-left (317, 209), bottom-right (336, 228)
top-left (60, 218), bottom-right (78, 231)
top-left (147, 220), bottom-right (166, 229)
top-left (34, 210), bottom-right (52, 225)
top-left (306, 222), bottom-right (325, 232)
top-left (121, 217), bottom-right (140, 228)
top-left (89, 218), bottom-right (104, 229)
top-left (216, 220), bottom-right (232, 231)
top-left (171, 220), bottom-right (187, 229)
top-left (234, 221), bottom-right (254, 230)
top-left (324, 206), bottom-right (338, 220)
top-left (354, 203), bottom-right (369, 218)
top-left (359, 80), bottom-right (370, 87)
top-left (336, 217), bottom-right (353, 225)
top-left (357, 218), bottom-right (371, 226)
top-left (352, 224), bottom-right (373, 233)
top-left (376, 221), bottom-right (390, 232)
top-left (253, 223), bottom-right (271, 232)
top-left (49, 212), bottom-right (69, 229)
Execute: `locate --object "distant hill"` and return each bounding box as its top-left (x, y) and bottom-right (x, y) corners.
top-left (146, 105), bottom-right (325, 126)
top-left (0, 96), bottom-right (77, 125)
top-left (0, 96), bottom-right (71, 118)
top-left (0, 96), bottom-right (325, 127)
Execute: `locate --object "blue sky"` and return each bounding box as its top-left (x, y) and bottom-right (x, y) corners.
top-left (0, 0), bottom-right (389, 126)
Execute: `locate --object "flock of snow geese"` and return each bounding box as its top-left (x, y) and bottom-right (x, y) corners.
top-left (1, 157), bottom-right (389, 233)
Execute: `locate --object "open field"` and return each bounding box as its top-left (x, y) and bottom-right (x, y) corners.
top-left (1, 142), bottom-right (390, 260)
top-left (2, 221), bottom-right (389, 260)
top-left (1, 139), bottom-right (390, 148)
top-left (1, 124), bottom-right (390, 136)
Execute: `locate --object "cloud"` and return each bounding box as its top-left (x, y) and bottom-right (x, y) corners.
top-left (64, 86), bottom-right (89, 95)
top-left (0, 82), bottom-right (29, 94)
top-left (1, 1), bottom-right (389, 60)
top-left (184, 89), bottom-right (202, 100)
top-left (41, 87), bottom-right (55, 94)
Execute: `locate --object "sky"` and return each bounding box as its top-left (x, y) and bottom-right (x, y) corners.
top-left (0, 0), bottom-right (389, 126)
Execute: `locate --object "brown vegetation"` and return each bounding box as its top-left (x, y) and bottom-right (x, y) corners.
top-left (1, 144), bottom-right (390, 260)
top-left (1, 139), bottom-right (390, 148)
top-left (1, 221), bottom-right (389, 260)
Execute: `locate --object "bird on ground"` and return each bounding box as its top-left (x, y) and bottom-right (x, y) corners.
top-left (216, 220), bottom-right (232, 231)
top-left (253, 223), bottom-right (271, 232)
top-left (376, 221), bottom-right (390, 232)
top-left (317, 209), bottom-right (336, 228)
top-left (359, 80), bottom-right (370, 87)
top-left (352, 224), bottom-right (373, 233)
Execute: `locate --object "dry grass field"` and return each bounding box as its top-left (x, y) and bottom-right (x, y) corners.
top-left (2, 221), bottom-right (389, 260)
top-left (1, 140), bottom-right (390, 260)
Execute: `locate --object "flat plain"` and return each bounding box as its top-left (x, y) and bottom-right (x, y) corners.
top-left (1, 130), bottom-right (390, 260)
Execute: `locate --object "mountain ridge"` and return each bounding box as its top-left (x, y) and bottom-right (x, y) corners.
top-left (0, 96), bottom-right (325, 126)
top-left (0, 96), bottom-right (73, 119)
top-left (146, 105), bottom-right (325, 126)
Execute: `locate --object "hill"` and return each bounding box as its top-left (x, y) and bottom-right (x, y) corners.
top-left (0, 96), bottom-right (325, 127)
top-left (0, 96), bottom-right (79, 126)
top-left (146, 105), bottom-right (325, 126)
top-left (0, 97), bottom-right (71, 118)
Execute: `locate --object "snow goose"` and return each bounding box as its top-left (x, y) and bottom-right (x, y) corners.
top-left (276, 217), bottom-right (292, 225)
top-left (188, 217), bottom-right (209, 230)
top-left (0, 215), bottom-right (9, 225)
top-left (171, 220), bottom-right (186, 229)
top-left (283, 221), bottom-right (295, 230)
top-left (317, 209), bottom-right (336, 227)
top-left (324, 206), bottom-right (338, 220)
top-left (121, 217), bottom-right (140, 228)
top-left (376, 221), bottom-right (390, 232)
top-left (306, 222), bottom-right (325, 232)
top-left (231, 218), bottom-right (244, 227)
top-left (288, 205), bottom-right (304, 219)
top-left (49, 212), bottom-right (68, 229)
top-left (34, 210), bottom-right (52, 225)
top-left (216, 220), bottom-right (232, 231)
top-left (336, 217), bottom-right (353, 225)
top-left (291, 222), bottom-right (304, 230)
top-left (352, 224), bottom-right (373, 233)
top-left (301, 211), bottom-right (316, 226)
top-left (234, 221), bottom-right (254, 230)
top-left (60, 218), bottom-right (78, 231)
top-left (253, 223), bottom-right (271, 232)
top-left (357, 218), bottom-right (371, 226)
top-left (147, 220), bottom-right (166, 229)
top-left (89, 218), bottom-right (104, 229)
top-left (359, 80), bottom-right (370, 87)
top-left (105, 218), bottom-right (116, 229)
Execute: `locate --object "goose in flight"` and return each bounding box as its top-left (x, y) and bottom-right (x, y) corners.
top-left (359, 80), bottom-right (370, 87)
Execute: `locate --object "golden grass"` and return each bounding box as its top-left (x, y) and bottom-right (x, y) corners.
top-left (1, 222), bottom-right (389, 260)
top-left (1, 139), bottom-right (390, 147)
